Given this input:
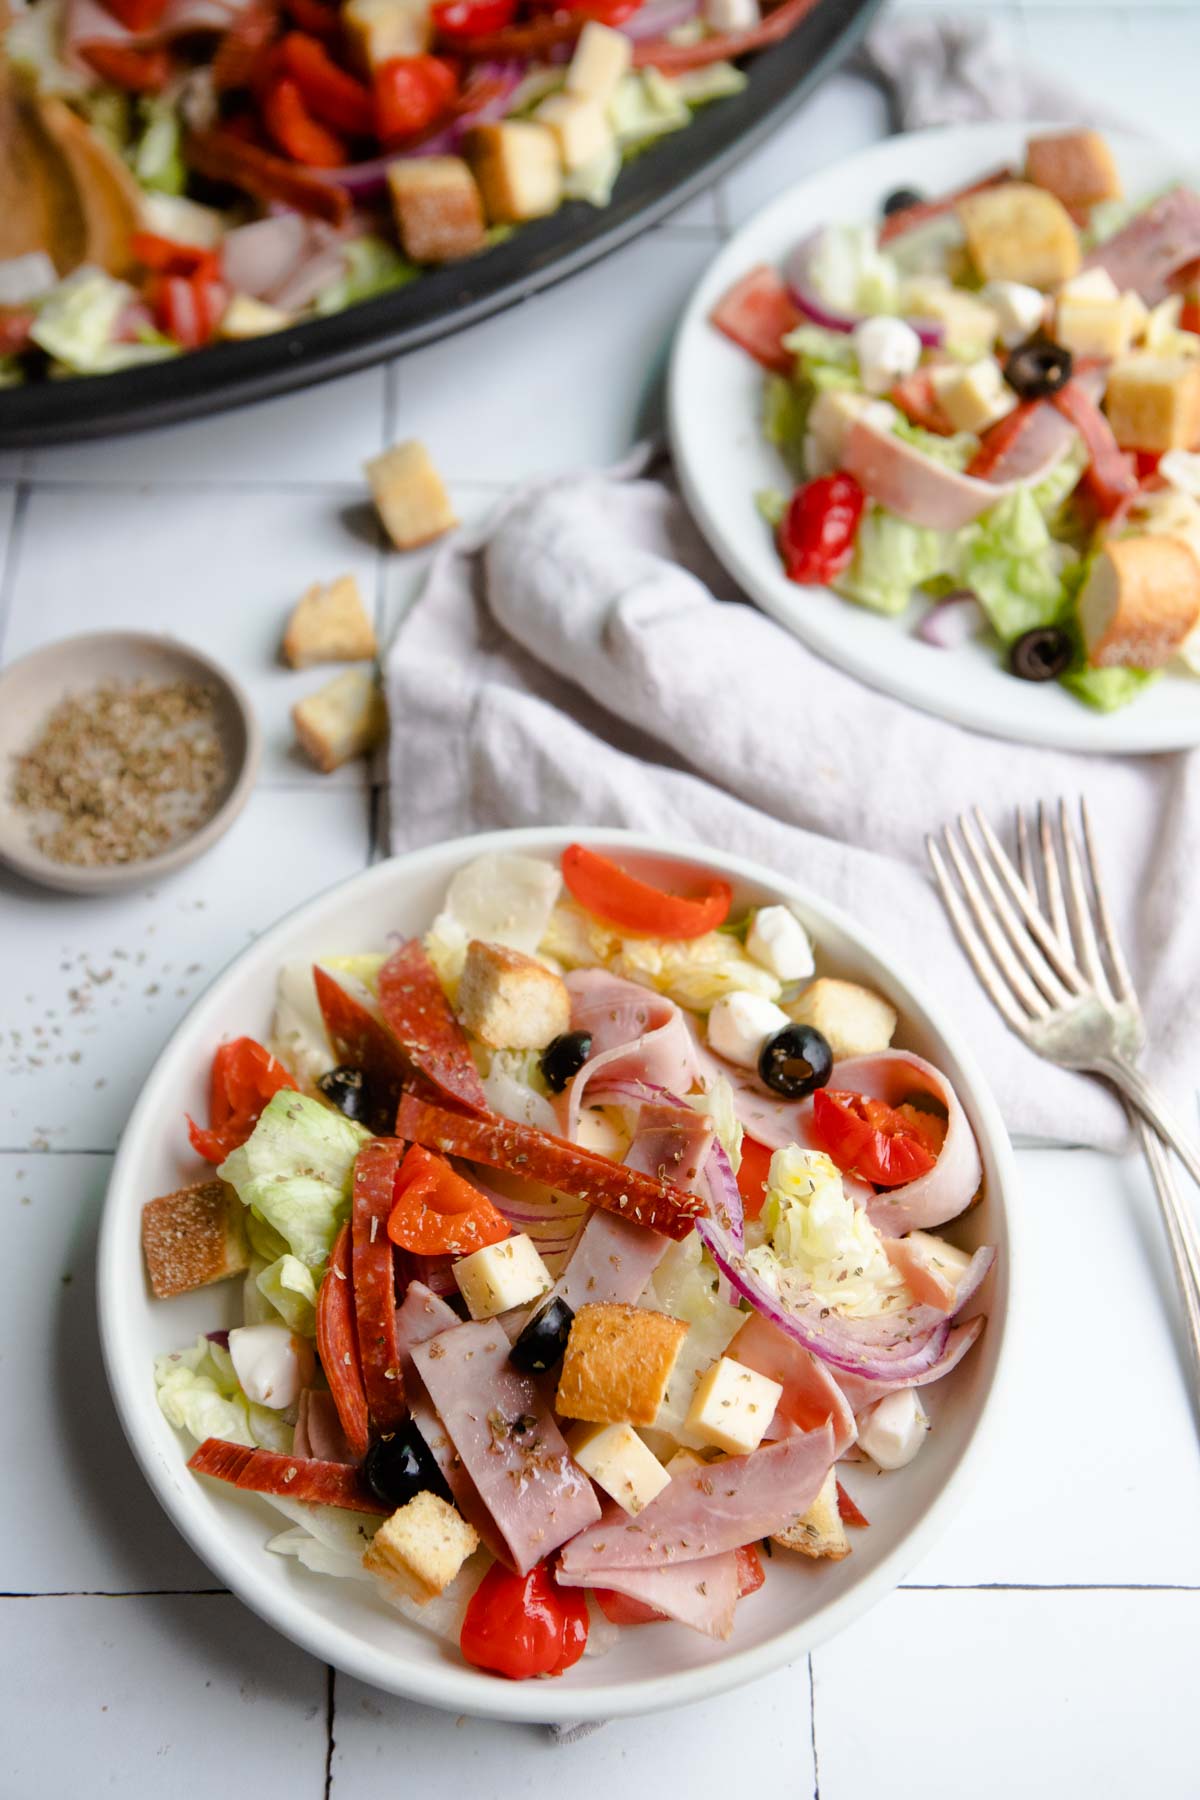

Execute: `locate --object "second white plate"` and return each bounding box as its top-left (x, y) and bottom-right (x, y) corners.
top-left (668, 122), bottom-right (1200, 753)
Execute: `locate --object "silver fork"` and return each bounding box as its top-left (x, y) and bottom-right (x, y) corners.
top-left (927, 800), bottom-right (1200, 1397)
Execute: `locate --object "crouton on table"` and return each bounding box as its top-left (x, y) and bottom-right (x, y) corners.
top-left (281, 574), bottom-right (377, 669)
top-left (556, 1302), bottom-right (688, 1426)
top-left (455, 939), bottom-right (571, 1050)
top-left (141, 1178), bottom-right (249, 1299)
top-left (365, 439), bottom-right (458, 550)
top-left (292, 669), bottom-right (386, 773)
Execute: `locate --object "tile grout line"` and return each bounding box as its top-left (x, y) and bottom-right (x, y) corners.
top-left (0, 480), bottom-right (33, 665)
top-left (807, 1654), bottom-right (821, 1800)
top-left (323, 1665), bottom-right (336, 1799)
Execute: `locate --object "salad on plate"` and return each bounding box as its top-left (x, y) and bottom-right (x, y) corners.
top-left (142, 842), bottom-right (995, 1680)
top-left (711, 127), bottom-right (1200, 712)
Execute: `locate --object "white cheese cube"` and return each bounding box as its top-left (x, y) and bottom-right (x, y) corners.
top-left (706, 991), bottom-right (790, 1070)
top-left (745, 904), bottom-right (815, 983)
top-left (858, 1388), bottom-right (929, 1470)
top-left (685, 1355), bottom-right (783, 1456)
top-left (569, 1421), bottom-right (671, 1516)
top-left (566, 20), bottom-right (631, 104)
top-left (1159, 448), bottom-right (1200, 497)
top-left (343, 0), bottom-right (431, 70)
top-left (1059, 267), bottom-right (1120, 303)
top-left (533, 92), bottom-right (612, 174)
top-left (453, 1233), bottom-right (551, 1320)
top-left (228, 1324), bottom-right (312, 1410)
top-left (665, 1447), bottom-right (706, 1477)
top-left (931, 357), bottom-right (1018, 434)
top-left (1055, 293), bottom-right (1139, 361)
top-left (703, 0), bottom-right (759, 30)
top-left (852, 315), bottom-right (922, 395)
top-left (902, 278), bottom-right (998, 355)
top-left (574, 1105), bottom-right (631, 1161)
top-left (220, 295), bottom-right (291, 341)
top-left (981, 280), bottom-right (1045, 348)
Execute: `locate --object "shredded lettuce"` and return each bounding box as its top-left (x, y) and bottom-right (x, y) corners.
top-left (755, 487), bottom-right (788, 528)
top-left (7, 0), bottom-right (90, 94)
top-left (154, 1336), bottom-right (293, 1451)
top-left (959, 487), bottom-right (1071, 643)
top-left (540, 900), bottom-right (781, 1011)
top-left (609, 69), bottom-right (690, 148)
top-left (892, 416), bottom-right (978, 473)
top-left (31, 269), bottom-right (178, 375)
top-left (763, 372), bottom-right (809, 478)
top-left (1062, 664), bottom-right (1159, 711)
top-left (314, 237), bottom-right (418, 316)
top-left (780, 322), bottom-right (860, 392)
top-left (0, 357), bottom-right (25, 389)
top-left (1031, 437), bottom-right (1089, 521)
top-left (219, 1090), bottom-right (370, 1273)
top-left (687, 1074), bottom-right (743, 1174)
top-left (806, 224), bottom-right (899, 318)
top-left (565, 141), bottom-right (621, 208)
top-left (479, 1047), bottom-right (560, 1133)
top-left (669, 62), bottom-right (747, 106)
top-left (835, 505), bottom-right (953, 616)
top-left (747, 1147), bottom-right (907, 1321)
top-left (256, 1254), bottom-right (319, 1338)
top-left (644, 1233), bottom-right (744, 1449)
top-left (134, 96), bottom-right (186, 195)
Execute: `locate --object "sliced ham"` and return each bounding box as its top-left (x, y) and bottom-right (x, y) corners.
top-left (540, 1207), bottom-right (668, 1315)
top-left (188, 1437), bottom-right (386, 1514)
top-left (1084, 187), bottom-right (1200, 304)
top-left (841, 412), bottom-right (1071, 531)
top-left (558, 1551), bottom-right (739, 1640)
top-left (393, 1279), bottom-right (460, 1375)
top-left (729, 1313), bottom-right (857, 1457)
top-left (293, 1388), bottom-right (356, 1465)
top-left (832, 1315), bottom-right (986, 1414)
top-left (559, 1427), bottom-right (834, 1575)
top-left (821, 1051), bottom-right (983, 1235)
top-left (564, 969), bottom-right (703, 1138)
top-left (411, 1321), bottom-right (601, 1574)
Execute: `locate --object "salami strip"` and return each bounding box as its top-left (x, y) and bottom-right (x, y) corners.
top-left (313, 966), bottom-right (411, 1129)
top-left (378, 940), bottom-right (488, 1114)
top-left (396, 1095), bottom-right (706, 1242)
top-left (315, 1220), bottom-right (370, 1460)
top-left (351, 1139), bottom-right (407, 1431)
top-left (188, 1438), bottom-right (387, 1514)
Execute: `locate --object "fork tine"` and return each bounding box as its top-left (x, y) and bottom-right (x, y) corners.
top-left (957, 813), bottom-right (1077, 1008)
top-left (926, 837), bottom-right (1033, 1039)
top-left (940, 825), bottom-right (1051, 1018)
top-left (1038, 802), bottom-right (1072, 947)
top-left (971, 806), bottom-right (1087, 995)
top-left (1058, 798), bottom-right (1117, 1004)
top-left (1080, 796), bottom-right (1138, 1007)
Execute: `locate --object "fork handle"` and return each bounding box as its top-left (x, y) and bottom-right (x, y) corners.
top-left (1098, 1056), bottom-right (1200, 1194)
top-left (1132, 1112), bottom-right (1200, 1425)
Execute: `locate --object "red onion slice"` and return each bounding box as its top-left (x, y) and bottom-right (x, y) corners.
top-left (917, 591), bottom-right (985, 650)
top-left (783, 228), bottom-right (944, 348)
top-left (621, 0), bottom-right (699, 39)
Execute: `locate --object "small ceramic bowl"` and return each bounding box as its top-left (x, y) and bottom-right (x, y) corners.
top-left (0, 631), bottom-right (260, 895)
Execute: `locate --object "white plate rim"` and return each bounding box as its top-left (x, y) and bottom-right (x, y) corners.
top-left (668, 120), bottom-right (1200, 754)
top-left (98, 825), bottom-right (1019, 1723)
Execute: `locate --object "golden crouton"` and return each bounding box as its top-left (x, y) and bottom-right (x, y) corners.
top-left (464, 121), bottom-right (563, 225)
top-left (1078, 534), bottom-right (1200, 670)
top-left (772, 1469), bottom-right (851, 1561)
top-left (362, 1492), bottom-right (479, 1604)
top-left (556, 1302), bottom-right (689, 1427)
top-left (387, 157), bottom-right (486, 264)
top-left (1025, 129), bottom-right (1121, 212)
top-left (281, 575), bottom-right (377, 670)
top-left (291, 669), bottom-right (386, 774)
top-left (141, 1179), bottom-right (249, 1300)
top-left (1104, 354), bottom-right (1200, 453)
top-left (957, 181), bottom-right (1081, 290)
top-left (456, 940), bottom-right (571, 1050)
top-left (786, 978), bottom-right (897, 1061)
top-left (365, 439), bottom-right (458, 551)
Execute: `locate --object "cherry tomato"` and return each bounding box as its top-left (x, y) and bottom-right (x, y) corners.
top-left (102, 0), bottom-right (170, 29)
top-left (77, 40), bottom-right (172, 91)
top-left (778, 472), bottom-right (864, 586)
top-left (432, 0), bottom-right (516, 41)
top-left (460, 1561), bottom-right (589, 1680)
top-left (1051, 380), bottom-right (1138, 517)
top-left (262, 72), bottom-right (348, 165)
top-left (1134, 451), bottom-right (1163, 482)
top-left (373, 54), bottom-right (457, 143)
top-left (709, 265), bottom-right (799, 374)
top-left (810, 1089), bottom-right (942, 1189)
top-left (186, 1037), bottom-right (299, 1164)
top-left (735, 1137), bottom-right (773, 1221)
top-left (149, 269), bottom-right (227, 348)
top-left (278, 33), bottom-right (375, 135)
top-left (561, 843), bottom-right (732, 939)
top-left (385, 1145), bottom-right (510, 1256)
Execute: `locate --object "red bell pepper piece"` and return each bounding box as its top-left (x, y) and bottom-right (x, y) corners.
top-left (735, 1137), bottom-right (774, 1221)
top-left (431, 0), bottom-right (516, 40)
top-left (102, 0), bottom-right (170, 29)
top-left (186, 1037), bottom-right (299, 1165)
top-left (373, 55), bottom-right (457, 144)
top-left (561, 842), bottom-right (732, 938)
top-left (778, 472), bottom-right (865, 586)
top-left (77, 40), bottom-right (172, 91)
top-left (386, 1144), bottom-right (511, 1256)
top-left (836, 1481), bottom-right (870, 1528)
top-left (710, 265), bottom-right (799, 374)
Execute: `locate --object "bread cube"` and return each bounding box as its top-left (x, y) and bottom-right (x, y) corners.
top-left (772, 1469), bottom-right (851, 1560)
top-left (387, 157), bottom-right (486, 264)
top-left (786, 977), bottom-right (897, 1061)
top-left (1025, 129), bottom-right (1121, 212)
top-left (1104, 354), bottom-right (1200, 453)
top-left (556, 1302), bottom-right (689, 1427)
top-left (141, 1178), bottom-right (249, 1299)
top-left (930, 358), bottom-right (1017, 434)
top-left (453, 1233), bottom-right (552, 1320)
top-left (344, 0), bottom-right (432, 72)
top-left (365, 439), bottom-right (458, 550)
top-left (281, 574), bottom-right (376, 669)
top-left (957, 181), bottom-right (1081, 290)
top-left (566, 20), bottom-right (631, 103)
top-left (684, 1354), bottom-right (782, 1456)
top-left (1078, 534), bottom-right (1200, 670)
top-left (291, 669), bottom-right (386, 774)
top-left (464, 121), bottom-right (563, 224)
top-left (456, 939), bottom-right (571, 1050)
top-left (568, 1421), bottom-right (670, 1516)
top-left (362, 1491), bottom-right (479, 1603)
top-left (533, 93), bottom-right (612, 174)
top-left (219, 294), bottom-right (290, 340)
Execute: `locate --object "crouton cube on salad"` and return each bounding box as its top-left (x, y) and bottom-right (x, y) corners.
top-left (556, 1302), bottom-right (689, 1426)
top-left (363, 1492), bottom-right (480, 1604)
top-left (387, 158), bottom-right (486, 266)
top-left (772, 1468), bottom-right (851, 1560)
top-left (456, 940), bottom-right (571, 1050)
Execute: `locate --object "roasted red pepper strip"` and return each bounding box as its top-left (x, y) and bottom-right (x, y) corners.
top-left (316, 1221), bottom-right (370, 1459)
top-left (279, 32), bottom-right (375, 135)
top-left (262, 72), bottom-right (348, 164)
top-left (313, 965), bottom-right (413, 1127)
top-left (878, 168), bottom-right (1014, 245)
top-left (213, 0), bottom-right (280, 91)
top-left (1051, 379), bottom-right (1138, 517)
top-left (387, 1144), bottom-right (511, 1255)
top-left (377, 939), bottom-right (489, 1113)
top-left (890, 368), bottom-right (957, 437)
top-left (735, 1136), bottom-right (773, 1221)
top-left (187, 1037), bottom-right (298, 1165)
top-left (836, 1481), bottom-right (870, 1528)
top-left (631, 0), bottom-right (818, 70)
top-left (396, 1093), bottom-right (707, 1240)
top-left (188, 1438), bottom-right (387, 1512)
top-left (351, 1139), bottom-right (407, 1430)
top-left (965, 399), bottom-right (1048, 478)
top-left (562, 843), bottom-right (732, 938)
top-left (186, 128), bottom-right (352, 224)
top-left (284, 0), bottom-right (341, 35)
top-left (104, 0), bottom-right (170, 30)
top-left (78, 40), bottom-right (172, 91)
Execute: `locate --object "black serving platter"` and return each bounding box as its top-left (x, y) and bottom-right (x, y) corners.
top-left (0, 0), bottom-right (881, 447)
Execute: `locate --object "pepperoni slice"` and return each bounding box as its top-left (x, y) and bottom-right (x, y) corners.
top-left (395, 1094), bottom-right (706, 1242)
top-left (316, 1220), bottom-right (370, 1459)
top-left (351, 1139), bottom-right (407, 1430)
top-left (188, 1438), bottom-right (387, 1513)
top-left (313, 965), bottom-right (410, 1129)
top-left (377, 939), bottom-right (488, 1113)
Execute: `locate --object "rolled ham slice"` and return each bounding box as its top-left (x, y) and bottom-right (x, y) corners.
top-left (565, 969), bottom-right (704, 1138)
top-left (729, 1313), bottom-right (857, 1458)
top-left (559, 1427), bottom-right (834, 1575)
top-left (824, 1051), bottom-right (983, 1235)
top-left (558, 1552), bottom-right (739, 1640)
top-left (293, 1389), bottom-right (357, 1465)
top-left (841, 412), bottom-right (1071, 531)
top-left (1083, 187), bottom-right (1200, 304)
top-left (411, 1321), bottom-right (601, 1574)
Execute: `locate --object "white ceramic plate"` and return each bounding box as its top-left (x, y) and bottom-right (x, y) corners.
top-left (98, 827), bottom-right (1015, 1723)
top-left (669, 122), bottom-right (1200, 753)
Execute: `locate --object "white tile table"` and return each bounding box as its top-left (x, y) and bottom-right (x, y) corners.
top-left (3, 6), bottom-right (1200, 1793)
